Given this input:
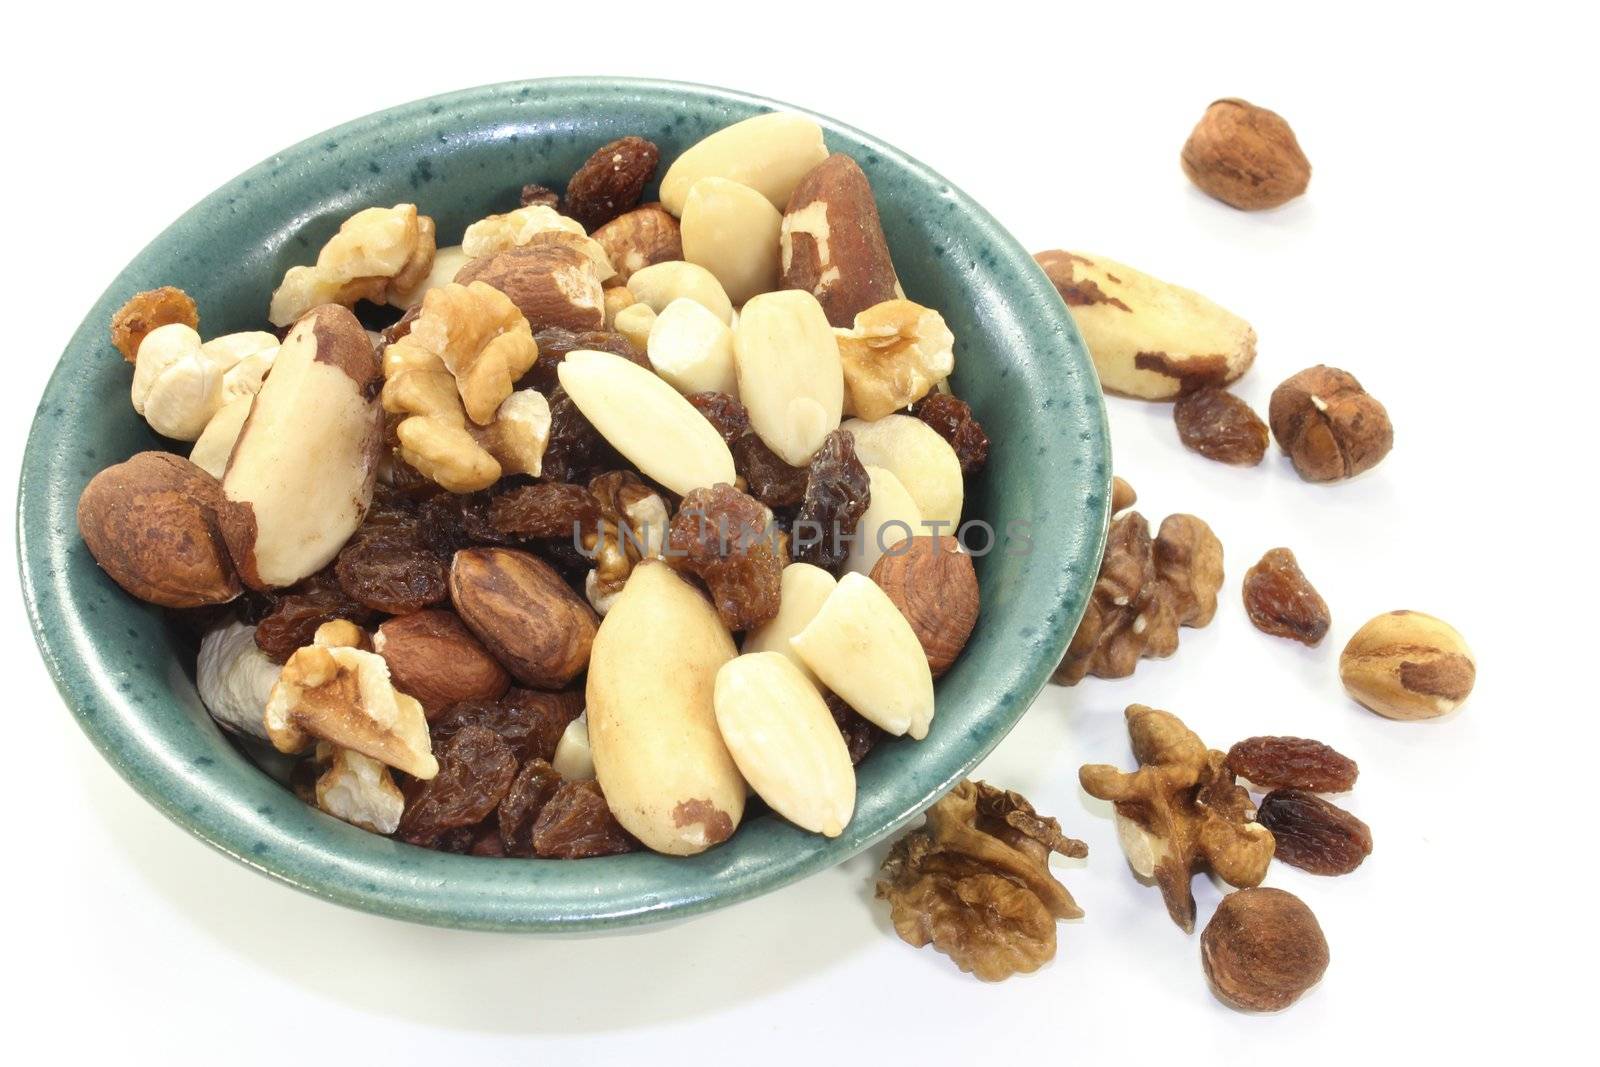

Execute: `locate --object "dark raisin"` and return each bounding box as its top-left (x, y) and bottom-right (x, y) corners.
top-left (667, 483), bottom-right (783, 630)
top-left (490, 483), bottom-right (601, 540)
top-left (686, 391), bottom-right (750, 447)
top-left (542, 385), bottom-right (617, 484)
top-left (519, 183), bottom-right (560, 210)
top-left (1226, 737), bottom-right (1358, 793)
top-left (734, 434), bottom-right (809, 509)
top-left (792, 429), bottom-right (870, 570)
top-left (254, 567), bottom-right (375, 663)
top-left (334, 526), bottom-right (450, 615)
top-left (531, 536), bottom-right (594, 580)
top-left (396, 725), bottom-right (518, 848)
top-left (1242, 548), bottom-right (1331, 646)
top-left (498, 759), bottom-right (564, 857)
top-left (562, 136), bottom-right (660, 231)
top-left (1173, 387), bottom-right (1269, 465)
top-left (532, 778), bottom-right (638, 858)
top-left (1256, 790), bottom-right (1373, 875)
top-left (416, 491), bottom-right (512, 552)
top-left (825, 692), bottom-right (883, 765)
top-left (430, 688), bottom-right (585, 763)
top-left (430, 826), bottom-right (481, 854)
top-left (471, 826), bottom-right (508, 857)
top-left (525, 326), bottom-right (648, 393)
top-left (912, 392), bottom-right (989, 474)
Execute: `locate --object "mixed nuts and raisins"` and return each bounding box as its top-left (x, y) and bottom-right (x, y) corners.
top-left (75, 95), bottom-right (1476, 1011)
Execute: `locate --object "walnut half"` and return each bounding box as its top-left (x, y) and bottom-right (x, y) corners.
top-left (1080, 705), bottom-right (1274, 932)
top-left (269, 205), bottom-right (436, 327)
top-left (876, 780), bottom-right (1086, 981)
top-left (264, 640), bottom-right (437, 780)
top-left (1053, 510), bottom-right (1223, 685)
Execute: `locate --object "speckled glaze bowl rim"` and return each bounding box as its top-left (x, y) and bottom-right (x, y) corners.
top-left (18, 77), bottom-right (1109, 931)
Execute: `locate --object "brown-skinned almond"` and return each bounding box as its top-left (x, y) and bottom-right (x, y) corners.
top-left (374, 609), bottom-right (511, 718)
top-left (449, 548), bottom-right (598, 690)
top-left (454, 244), bottom-right (604, 332)
top-left (77, 451), bottom-right (241, 608)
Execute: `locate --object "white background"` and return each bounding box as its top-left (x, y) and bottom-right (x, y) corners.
top-left (3, 3), bottom-right (1593, 1061)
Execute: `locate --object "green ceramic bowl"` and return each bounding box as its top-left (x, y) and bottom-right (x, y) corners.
top-left (17, 78), bottom-right (1108, 931)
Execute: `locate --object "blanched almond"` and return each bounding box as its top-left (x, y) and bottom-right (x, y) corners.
top-left (741, 563), bottom-right (837, 685)
top-left (714, 652), bottom-right (855, 837)
top-left (733, 290), bottom-right (843, 467)
top-left (681, 177), bottom-right (783, 306)
top-left (647, 297), bottom-right (738, 396)
top-left (628, 261), bottom-right (734, 325)
top-left (555, 348), bottom-right (735, 496)
top-left (842, 414), bottom-right (963, 527)
top-left (659, 113), bottom-right (829, 215)
top-left (790, 572), bottom-right (935, 740)
top-left (843, 465), bottom-right (923, 577)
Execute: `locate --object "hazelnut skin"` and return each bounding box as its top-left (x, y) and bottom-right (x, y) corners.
top-left (1268, 365), bottom-right (1393, 482)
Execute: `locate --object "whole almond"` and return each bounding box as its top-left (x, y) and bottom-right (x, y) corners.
top-left (77, 451), bottom-right (241, 608)
top-left (1182, 99), bottom-right (1311, 211)
top-left (455, 244), bottom-right (604, 332)
top-left (681, 177), bottom-right (783, 305)
top-left (449, 548), bottom-right (598, 690)
top-left (790, 572), bottom-right (935, 740)
top-left (733, 290), bottom-right (844, 467)
top-left (781, 154), bottom-right (899, 327)
top-left (714, 652), bottom-right (856, 837)
top-left (659, 112), bottom-right (829, 215)
top-left (556, 348), bottom-right (736, 495)
top-left (869, 536), bottom-right (978, 677)
top-left (374, 609), bottom-right (511, 717)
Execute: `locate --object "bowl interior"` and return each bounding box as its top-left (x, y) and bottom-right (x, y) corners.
top-left (18, 78), bottom-right (1109, 930)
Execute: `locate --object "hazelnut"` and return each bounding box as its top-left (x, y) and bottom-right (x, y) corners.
top-left (1340, 610), bottom-right (1475, 720)
top-left (869, 536), bottom-right (979, 677)
top-left (1110, 476), bottom-right (1136, 515)
top-left (1202, 887), bottom-right (1329, 1011)
top-left (1268, 365), bottom-right (1393, 482)
top-left (1181, 99), bottom-right (1311, 211)
top-left (374, 609), bottom-right (511, 717)
top-left (77, 451), bottom-right (241, 608)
